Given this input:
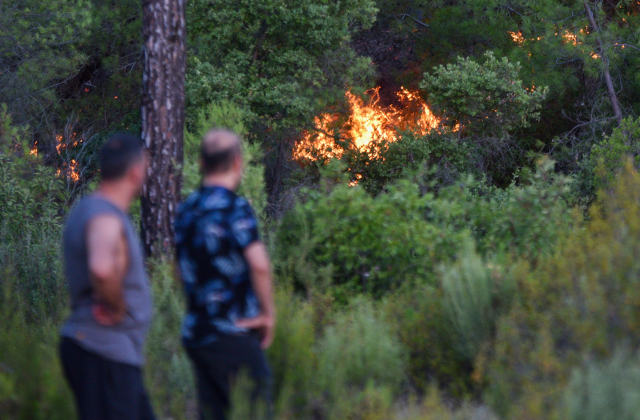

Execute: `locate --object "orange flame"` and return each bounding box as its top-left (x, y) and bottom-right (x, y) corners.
top-left (509, 31), bottom-right (525, 46)
top-left (69, 159), bottom-right (80, 182)
top-left (30, 141), bottom-right (38, 156)
top-left (511, 29), bottom-right (598, 59)
top-left (293, 87), bottom-right (440, 162)
top-left (563, 31), bottom-right (578, 46)
top-left (56, 135), bottom-right (64, 154)
top-left (55, 133), bottom-right (81, 182)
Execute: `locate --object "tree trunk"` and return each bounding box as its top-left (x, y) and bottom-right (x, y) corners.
top-left (583, 0), bottom-right (623, 124)
top-left (140, 0), bottom-right (186, 259)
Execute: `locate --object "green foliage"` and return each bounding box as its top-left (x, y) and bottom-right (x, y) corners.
top-left (275, 172), bottom-right (465, 299)
top-left (185, 0), bottom-right (377, 132)
top-left (441, 243), bottom-right (500, 362)
top-left (421, 51), bottom-right (547, 135)
top-left (59, 0), bottom-right (144, 134)
top-left (144, 262), bottom-right (195, 420)
top-left (433, 158), bottom-right (574, 260)
top-left (0, 0), bottom-right (93, 131)
top-left (266, 288), bottom-right (316, 417)
top-left (590, 116), bottom-right (640, 189)
top-left (565, 346), bottom-right (640, 420)
top-left (394, 386), bottom-right (498, 420)
top-left (479, 162), bottom-right (640, 419)
top-left (418, 51), bottom-right (547, 181)
top-left (0, 105), bottom-right (67, 319)
top-left (316, 298), bottom-right (406, 395)
top-left (0, 275), bottom-right (76, 420)
top-left (346, 129), bottom-right (475, 194)
top-left (384, 284), bottom-right (473, 397)
top-left (277, 157), bottom-right (572, 300)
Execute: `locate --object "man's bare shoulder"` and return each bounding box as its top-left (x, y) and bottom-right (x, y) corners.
top-left (86, 214), bottom-right (124, 242)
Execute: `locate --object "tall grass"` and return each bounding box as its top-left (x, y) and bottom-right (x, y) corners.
top-left (145, 262), bottom-right (197, 420)
top-left (565, 346), bottom-right (640, 420)
top-left (0, 270), bottom-right (75, 420)
top-left (441, 244), bottom-right (494, 361)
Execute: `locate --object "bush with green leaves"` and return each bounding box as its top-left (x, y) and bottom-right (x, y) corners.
top-left (144, 262), bottom-right (196, 420)
top-left (276, 157), bottom-right (572, 300)
top-left (434, 157), bottom-right (574, 261)
top-left (422, 51), bottom-right (547, 135)
top-left (271, 293), bottom-right (406, 420)
top-left (345, 128), bottom-right (476, 195)
top-left (275, 168), bottom-right (466, 299)
top-left (420, 51), bottom-right (548, 181)
top-left (316, 298), bottom-right (406, 395)
top-left (0, 0), bottom-right (92, 131)
top-left (589, 116), bottom-right (640, 190)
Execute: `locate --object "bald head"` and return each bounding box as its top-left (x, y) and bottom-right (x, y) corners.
top-left (201, 130), bottom-right (242, 175)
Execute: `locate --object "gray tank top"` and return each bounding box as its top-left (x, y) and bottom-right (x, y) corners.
top-left (60, 195), bottom-right (153, 367)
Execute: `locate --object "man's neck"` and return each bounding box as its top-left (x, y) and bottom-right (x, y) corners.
top-left (95, 183), bottom-right (133, 212)
top-left (202, 173), bottom-right (237, 191)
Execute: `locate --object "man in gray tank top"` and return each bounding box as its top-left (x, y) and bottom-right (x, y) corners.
top-left (59, 133), bottom-right (155, 420)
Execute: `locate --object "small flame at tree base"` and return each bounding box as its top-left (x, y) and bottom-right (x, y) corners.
top-left (293, 87), bottom-right (440, 162)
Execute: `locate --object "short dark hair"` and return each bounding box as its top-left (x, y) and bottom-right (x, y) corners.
top-left (99, 133), bottom-right (144, 181)
top-left (201, 130), bottom-right (242, 175)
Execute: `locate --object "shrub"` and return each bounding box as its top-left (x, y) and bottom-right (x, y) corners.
top-left (144, 262), bottom-right (196, 420)
top-left (0, 104), bottom-right (67, 321)
top-left (314, 298), bottom-right (406, 419)
top-left (316, 298), bottom-right (406, 394)
top-left (420, 52), bottom-right (548, 182)
top-left (590, 116), bottom-right (640, 190)
top-left (276, 158), bottom-right (572, 301)
top-left (384, 284), bottom-right (472, 397)
top-left (395, 387), bottom-right (498, 420)
top-left (421, 51), bottom-right (547, 135)
top-left (565, 346), bottom-right (640, 420)
top-left (478, 162), bottom-right (640, 418)
top-left (0, 272), bottom-right (75, 420)
top-left (275, 174), bottom-right (465, 299)
top-left (266, 287), bottom-right (316, 417)
top-left (345, 129), bottom-right (475, 195)
top-left (433, 157), bottom-right (574, 261)
top-left (441, 243), bottom-right (500, 362)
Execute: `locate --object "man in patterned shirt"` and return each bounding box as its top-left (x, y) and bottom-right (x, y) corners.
top-left (175, 130), bottom-right (275, 420)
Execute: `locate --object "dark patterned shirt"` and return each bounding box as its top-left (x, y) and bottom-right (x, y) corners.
top-left (175, 186), bottom-right (261, 347)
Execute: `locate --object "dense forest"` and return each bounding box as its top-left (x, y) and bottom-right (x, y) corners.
top-left (2, 0), bottom-right (640, 419)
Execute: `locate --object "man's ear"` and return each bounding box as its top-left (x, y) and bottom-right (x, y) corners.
top-left (130, 158), bottom-right (146, 185)
top-left (234, 154), bottom-right (244, 171)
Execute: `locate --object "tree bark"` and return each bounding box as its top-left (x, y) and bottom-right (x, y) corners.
top-left (140, 0), bottom-right (186, 259)
top-left (583, 0), bottom-right (623, 124)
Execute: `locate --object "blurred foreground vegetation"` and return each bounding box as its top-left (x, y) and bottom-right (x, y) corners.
top-left (4, 101), bottom-right (640, 419)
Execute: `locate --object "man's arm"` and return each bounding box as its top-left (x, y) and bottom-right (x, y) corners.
top-left (235, 241), bottom-right (275, 349)
top-left (86, 215), bottom-right (128, 325)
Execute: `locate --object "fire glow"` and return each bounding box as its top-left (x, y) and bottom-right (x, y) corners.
top-left (55, 132), bottom-right (81, 182)
top-left (510, 28), bottom-right (599, 58)
top-left (293, 87), bottom-right (440, 162)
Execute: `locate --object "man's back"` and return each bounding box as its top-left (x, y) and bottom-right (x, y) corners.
top-left (61, 194), bottom-right (152, 367)
top-left (175, 185), bottom-right (261, 347)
